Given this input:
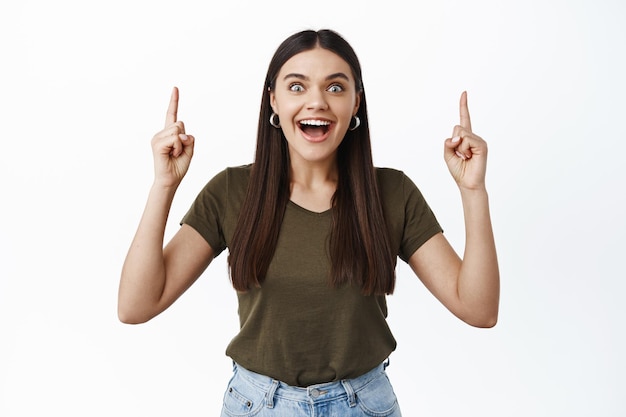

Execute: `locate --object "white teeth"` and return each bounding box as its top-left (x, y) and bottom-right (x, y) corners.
top-left (299, 120), bottom-right (331, 126)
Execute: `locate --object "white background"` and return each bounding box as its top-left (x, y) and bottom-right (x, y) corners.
top-left (1, 0), bottom-right (625, 416)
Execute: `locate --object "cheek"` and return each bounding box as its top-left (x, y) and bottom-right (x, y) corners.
top-left (275, 101), bottom-right (301, 121)
top-left (271, 93), bottom-right (295, 115)
top-left (339, 104), bottom-right (356, 121)
top-left (331, 96), bottom-right (358, 117)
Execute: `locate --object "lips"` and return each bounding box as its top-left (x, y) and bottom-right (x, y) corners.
top-left (298, 119), bottom-right (333, 142)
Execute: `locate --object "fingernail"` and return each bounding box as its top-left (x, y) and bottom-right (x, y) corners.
top-left (455, 151), bottom-right (466, 160)
top-left (180, 134), bottom-right (188, 141)
top-left (451, 136), bottom-right (461, 143)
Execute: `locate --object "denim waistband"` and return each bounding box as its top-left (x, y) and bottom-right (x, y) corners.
top-left (233, 360), bottom-right (389, 407)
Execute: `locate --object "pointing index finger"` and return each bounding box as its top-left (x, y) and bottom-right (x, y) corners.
top-left (459, 91), bottom-right (472, 131)
top-left (165, 86), bottom-right (179, 127)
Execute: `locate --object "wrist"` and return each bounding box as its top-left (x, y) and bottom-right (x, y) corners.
top-left (459, 184), bottom-right (488, 197)
top-left (150, 180), bottom-right (179, 198)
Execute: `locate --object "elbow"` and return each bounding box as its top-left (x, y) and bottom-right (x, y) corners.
top-left (457, 303), bottom-right (499, 328)
top-left (117, 290), bottom-right (161, 324)
top-left (117, 305), bottom-right (153, 325)
top-left (464, 308), bottom-right (499, 328)
top-left (118, 315), bottom-right (144, 325)
top-left (459, 288), bottom-right (500, 328)
top-left (469, 314), bottom-right (498, 328)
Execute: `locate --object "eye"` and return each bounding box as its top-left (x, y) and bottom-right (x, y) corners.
top-left (289, 83), bottom-right (304, 92)
top-left (327, 84), bottom-right (344, 93)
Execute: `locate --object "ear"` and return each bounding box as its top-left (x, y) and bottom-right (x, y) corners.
top-left (270, 89), bottom-right (278, 114)
top-left (353, 92), bottom-right (361, 115)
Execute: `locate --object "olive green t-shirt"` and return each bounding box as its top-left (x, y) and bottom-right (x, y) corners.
top-left (182, 165), bottom-right (442, 387)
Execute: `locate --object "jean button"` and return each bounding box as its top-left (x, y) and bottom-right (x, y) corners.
top-left (310, 388), bottom-right (320, 398)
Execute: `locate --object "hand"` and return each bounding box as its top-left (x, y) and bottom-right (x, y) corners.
top-left (443, 91), bottom-right (488, 191)
top-left (150, 87), bottom-right (195, 188)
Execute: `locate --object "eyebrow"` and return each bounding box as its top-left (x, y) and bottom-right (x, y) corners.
top-left (282, 72), bottom-right (350, 82)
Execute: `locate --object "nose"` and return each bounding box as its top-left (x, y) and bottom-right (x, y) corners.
top-left (306, 88), bottom-right (328, 110)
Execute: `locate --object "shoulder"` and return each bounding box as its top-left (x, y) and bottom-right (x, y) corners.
top-left (374, 168), bottom-right (409, 220)
top-left (190, 164), bottom-right (252, 207)
top-left (215, 163), bottom-right (253, 182)
top-left (204, 164), bottom-right (252, 190)
top-left (225, 164), bottom-right (252, 196)
top-left (375, 166), bottom-right (424, 194)
top-left (225, 163), bottom-right (253, 177)
top-left (374, 167), bottom-right (412, 197)
top-left (375, 167), bottom-right (406, 185)
top-left (374, 167), bottom-right (430, 213)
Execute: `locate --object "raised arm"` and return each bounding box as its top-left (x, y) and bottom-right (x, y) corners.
top-left (118, 87), bottom-right (214, 324)
top-left (409, 92), bottom-right (500, 328)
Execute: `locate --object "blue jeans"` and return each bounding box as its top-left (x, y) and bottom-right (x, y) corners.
top-left (220, 361), bottom-right (402, 417)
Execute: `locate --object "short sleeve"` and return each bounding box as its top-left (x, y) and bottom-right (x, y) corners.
top-left (398, 173), bottom-right (443, 263)
top-left (180, 169), bottom-right (229, 257)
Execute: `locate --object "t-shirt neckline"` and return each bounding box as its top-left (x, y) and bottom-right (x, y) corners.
top-left (287, 200), bottom-right (332, 217)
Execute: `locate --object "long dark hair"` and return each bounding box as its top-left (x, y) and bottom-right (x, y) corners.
top-left (228, 29), bottom-right (395, 295)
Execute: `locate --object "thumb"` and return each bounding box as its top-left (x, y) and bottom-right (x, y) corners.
top-left (444, 136), bottom-right (466, 160)
top-left (181, 134), bottom-right (195, 155)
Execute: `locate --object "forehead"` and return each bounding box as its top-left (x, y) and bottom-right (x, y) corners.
top-left (277, 47), bottom-right (353, 80)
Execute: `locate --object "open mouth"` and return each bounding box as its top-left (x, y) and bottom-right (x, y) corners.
top-left (298, 119), bottom-right (331, 139)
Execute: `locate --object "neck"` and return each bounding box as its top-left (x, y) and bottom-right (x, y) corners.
top-left (288, 158), bottom-right (338, 213)
top-left (289, 153), bottom-right (338, 187)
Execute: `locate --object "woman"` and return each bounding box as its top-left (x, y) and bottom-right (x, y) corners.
top-left (118, 29), bottom-right (499, 416)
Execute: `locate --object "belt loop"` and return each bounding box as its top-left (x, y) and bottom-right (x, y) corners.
top-left (341, 380), bottom-right (357, 407)
top-left (383, 358), bottom-right (390, 370)
top-left (266, 379), bottom-right (279, 408)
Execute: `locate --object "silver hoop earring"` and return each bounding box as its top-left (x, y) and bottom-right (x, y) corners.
top-left (269, 113), bottom-right (281, 128)
top-left (349, 116), bottom-right (360, 131)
